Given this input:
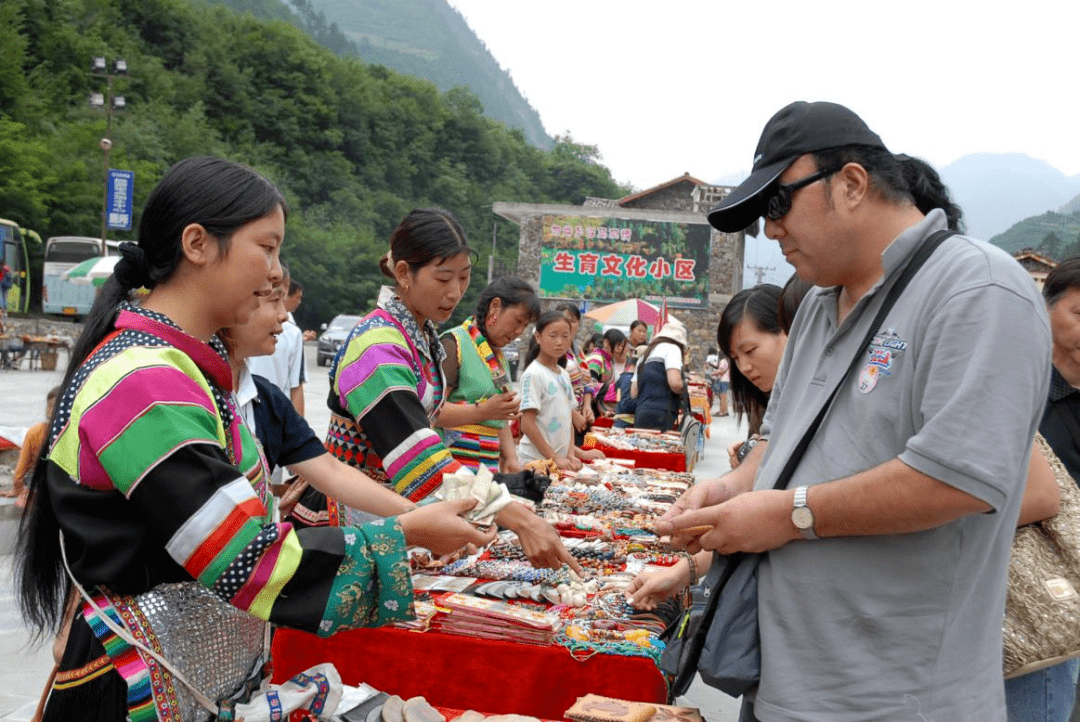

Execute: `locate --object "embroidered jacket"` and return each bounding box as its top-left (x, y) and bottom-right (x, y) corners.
top-left (325, 287), bottom-right (462, 503)
top-left (583, 347), bottom-right (615, 386)
top-left (565, 348), bottom-right (596, 409)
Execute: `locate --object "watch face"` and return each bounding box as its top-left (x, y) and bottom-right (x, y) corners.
top-left (792, 506), bottom-right (815, 529)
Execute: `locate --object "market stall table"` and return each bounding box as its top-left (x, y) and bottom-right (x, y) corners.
top-left (687, 383), bottom-right (712, 432)
top-left (272, 463), bottom-right (695, 716)
top-left (19, 334), bottom-right (67, 371)
top-left (582, 430), bottom-right (687, 472)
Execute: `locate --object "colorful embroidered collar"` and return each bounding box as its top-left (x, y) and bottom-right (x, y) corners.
top-left (463, 316), bottom-right (508, 387)
top-left (377, 285), bottom-right (446, 366)
top-left (115, 303), bottom-right (234, 391)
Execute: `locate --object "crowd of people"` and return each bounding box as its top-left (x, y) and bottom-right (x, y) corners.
top-left (10, 98), bottom-right (1079, 722)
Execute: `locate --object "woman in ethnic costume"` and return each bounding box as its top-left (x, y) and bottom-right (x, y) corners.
top-left (16, 158), bottom-right (491, 722)
top-left (437, 277), bottom-right (539, 474)
top-left (304, 208), bottom-right (580, 571)
top-left (582, 328), bottom-right (626, 418)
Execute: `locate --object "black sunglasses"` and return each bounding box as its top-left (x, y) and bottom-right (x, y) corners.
top-left (764, 167), bottom-right (841, 221)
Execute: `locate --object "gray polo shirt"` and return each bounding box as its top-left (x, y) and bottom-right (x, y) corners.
top-left (751, 210), bottom-right (1051, 722)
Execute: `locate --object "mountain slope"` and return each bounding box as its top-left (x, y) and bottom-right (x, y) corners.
top-left (988, 211), bottom-right (1080, 258)
top-left (306, 0), bottom-right (553, 149)
top-left (939, 153), bottom-right (1080, 241)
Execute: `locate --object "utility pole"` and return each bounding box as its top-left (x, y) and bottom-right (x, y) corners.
top-left (745, 264), bottom-right (775, 286)
top-left (488, 220), bottom-right (497, 283)
top-left (89, 57), bottom-right (128, 256)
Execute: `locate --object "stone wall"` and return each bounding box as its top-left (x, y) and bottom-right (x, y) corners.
top-left (2, 316), bottom-right (81, 343)
top-left (620, 182), bottom-right (696, 212)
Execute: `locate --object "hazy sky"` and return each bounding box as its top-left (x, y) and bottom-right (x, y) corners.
top-left (448, 0), bottom-right (1077, 286)
top-left (449, 0), bottom-right (1078, 194)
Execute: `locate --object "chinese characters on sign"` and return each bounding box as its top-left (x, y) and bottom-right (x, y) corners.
top-left (549, 251), bottom-right (695, 281)
top-left (107, 169), bottom-right (134, 231)
top-left (538, 215), bottom-right (711, 308)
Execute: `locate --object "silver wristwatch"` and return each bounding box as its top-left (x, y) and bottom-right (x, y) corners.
top-left (791, 485), bottom-right (817, 540)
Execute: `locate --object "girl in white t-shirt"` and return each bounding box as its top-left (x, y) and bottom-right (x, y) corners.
top-left (518, 311), bottom-right (582, 471)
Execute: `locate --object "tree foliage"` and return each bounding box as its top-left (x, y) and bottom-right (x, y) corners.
top-left (989, 210), bottom-right (1080, 261)
top-left (0, 0), bottom-right (629, 328)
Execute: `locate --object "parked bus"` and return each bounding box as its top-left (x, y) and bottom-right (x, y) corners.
top-left (42, 236), bottom-right (119, 317)
top-left (0, 218), bottom-right (38, 315)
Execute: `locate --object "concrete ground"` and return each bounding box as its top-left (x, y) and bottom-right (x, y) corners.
top-left (0, 344), bottom-right (745, 720)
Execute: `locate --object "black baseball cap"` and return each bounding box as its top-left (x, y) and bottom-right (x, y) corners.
top-left (707, 101), bottom-right (888, 232)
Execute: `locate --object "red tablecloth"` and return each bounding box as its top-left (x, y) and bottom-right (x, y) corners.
top-left (272, 626), bottom-right (667, 719)
top-left (435, 708), bottom-right (560, 722)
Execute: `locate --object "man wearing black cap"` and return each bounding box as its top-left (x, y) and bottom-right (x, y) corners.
top-left (657, 102), bottom-right (1051, 720)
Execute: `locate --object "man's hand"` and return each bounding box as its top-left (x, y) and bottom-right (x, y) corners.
top-left (658, 476), bottom-right (732, 524)
top-left (655, 478), bottom-right (736, 552)
top-left (656, 489), bottom-right (796, 555)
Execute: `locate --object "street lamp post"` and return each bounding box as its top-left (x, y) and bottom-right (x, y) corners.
top-left (89, 57), bottom-right (128, 256)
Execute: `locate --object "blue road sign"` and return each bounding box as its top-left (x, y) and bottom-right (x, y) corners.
top-left (107, 169), bottom-right (134, 231)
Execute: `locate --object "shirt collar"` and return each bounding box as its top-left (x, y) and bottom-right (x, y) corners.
top-left (115, 303), bottom-right (234, 390)
top-left (880, 208), bottom-right (949, 279)
top-left (376, 285), bottom-right (446, 364)
top-left (236, 363), bottom-right (260, 408)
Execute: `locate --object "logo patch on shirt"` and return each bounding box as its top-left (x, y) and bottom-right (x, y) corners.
top-left (866, 328), bottom-right (907, 377)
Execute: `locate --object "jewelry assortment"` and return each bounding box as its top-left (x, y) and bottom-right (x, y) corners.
top-left (586, 429), bottom-right (686, 454)
top-left (404, 462), bottom-right (699, 660)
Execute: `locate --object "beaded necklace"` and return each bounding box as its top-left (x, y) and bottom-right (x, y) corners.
top-left (556, 631), bottom-right (664, 664)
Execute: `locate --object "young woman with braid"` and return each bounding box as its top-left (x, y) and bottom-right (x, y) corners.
top-left (16, 158), bottom-right (490, 722)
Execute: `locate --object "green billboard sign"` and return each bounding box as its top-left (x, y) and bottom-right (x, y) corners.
top-left (537, 214), bottom-right (711, 308)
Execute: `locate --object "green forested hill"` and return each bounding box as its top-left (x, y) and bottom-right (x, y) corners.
top-left (988, 210), bottom-right (1080, 260)
top-left (305, 0), bottom-right (553, 150)
top-left (210, 0), bottom-right (552, 150)
top-left (1, 0), bottom-right (625, 328)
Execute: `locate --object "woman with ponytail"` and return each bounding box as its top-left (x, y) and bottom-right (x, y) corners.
top-left (297, 208), bottom-right (580, 572)
top-left (17, 158), bottom-right (490, 722)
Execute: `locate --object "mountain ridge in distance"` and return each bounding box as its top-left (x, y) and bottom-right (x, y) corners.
top-left (715, 152), bottom-right (1080, 251)
top-left (939, 152), bottom-right (1080, 242)
top-left (306, 0), bottom-right (553, 149)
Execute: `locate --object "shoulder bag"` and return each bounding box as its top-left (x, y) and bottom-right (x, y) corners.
top-left (1004, 433), bottom-right (1080, 678)
top-left (660, 229), bottom-right (957, 700)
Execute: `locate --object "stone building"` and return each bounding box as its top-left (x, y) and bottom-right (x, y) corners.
top-left (494, 173), bottom-right (745, 362)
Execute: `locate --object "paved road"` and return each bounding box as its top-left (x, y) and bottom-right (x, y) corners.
top-left (0, 344), bottom-right (745, 720)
